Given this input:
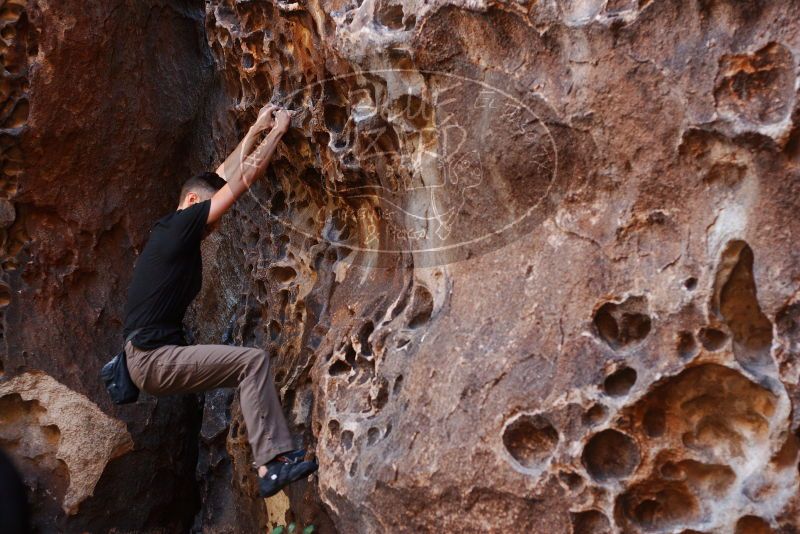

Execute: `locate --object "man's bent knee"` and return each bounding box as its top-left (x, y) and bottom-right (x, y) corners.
top-left (241, 348), bottom-right (270, 379)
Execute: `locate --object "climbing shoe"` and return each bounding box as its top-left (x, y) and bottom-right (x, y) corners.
top-left (258, 449), bottom-right (319, 498)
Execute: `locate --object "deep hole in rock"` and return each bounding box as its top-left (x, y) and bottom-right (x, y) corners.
top-left (344, 343), bottom-right (357, 367)
top-left (268, 320), bottom-right (281, 341)
top-left (254, 279), bottom-right (268, 302)
top-left (771, 433), bottom-right (799, 469)
top-left (616, 480), bottom-right (699, 531)
top-left (241, 52), bottom-right (254, 69)
top-left (502, 414), bottom-right (558, 469)
top-left (582, 429), bottom-right (640, 481)
top-left (776, 302), bottom-right (800, 348)
top-left (283, 389), bottom-right (296, 414)
top-left (370, 378), bottom-right (389, 411)
top-left (659, 461), bottom-right (681, 479)
top-left (329, 358), bottom-right (351, 376)
top-left (367, 427), bottom-right (380, 446)
top-left (684, 277), bottom-right (698, 291)
top-left (635, 363), bottom-right (776, 463)
top-left (603, 366), bottom-right (637, 396)
top-left (274, 369), bottom-right (287, 383)
top-left (786, 124), bottom-right (800, 161)
top-left (324, 103), bottom-right (348, 132)
top-left (341, 430), bottom-right (354, 450)
top-left (697, 327), bottom-right (728, 351)
top-left (612, 361), bottom-right (782, 526)
top-left (594, 305), bottom-right (619, 344)
top-left (276, 235), bottom-right (290, 258)
top-left (407, 286), bottom-right (433, 329)
top-left (375, 0), bottom-right (405, 30)
top-left (327, 419), bottom-right (340, 438)
top-left (559, 470), bottom-right (584, 492)
top-left (358, 321), bottom-right (374, 356)
top-left (735, 515), bottom-right (773, 534)
top-left (714, 241), bottom-right (773, 371)
top-left (583, 403), bottom-right (607, 426)
top-left (392, 375), bottom-right (403, 395)
top-left (326, 208), bottom-right (352, 243)
top-left (643, 408), bottom-right (666, 437)
top-left (0, 283), bottom-right (10, 307)
top-left (593, 296), bottom-right (651, 350)
top-left (0, 392), bottom-right (66, 506)
top-left (269, 265), bottom-right (297, 284)
top-left (271, 191), bottom-right (286, 214)
top-left (571, 510), bottom-right (611, 534)
top-left (277, 290), bottom-right (289, 322)
top-left (677, 331), bottom-right (698, 359)
top-left (605, 0), bottom-right (636, 13)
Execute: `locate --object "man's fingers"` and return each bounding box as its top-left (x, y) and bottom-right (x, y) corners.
top-left (258, 105), bottom-right (277, 118)
top-left (257, 105), bottom-right (279, 123)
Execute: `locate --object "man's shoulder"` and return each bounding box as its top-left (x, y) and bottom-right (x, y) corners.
top-left (155, 210), bottom-right (179, 227)
top-left (165, 201), bottom-right (210, 227)
top-left (150, 209), bottom-right (183, 235)
top-left (138, 212), bottom-right (177, 253)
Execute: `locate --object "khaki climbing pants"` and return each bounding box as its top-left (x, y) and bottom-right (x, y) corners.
top-left (124, 340), bottom-right (294, 466)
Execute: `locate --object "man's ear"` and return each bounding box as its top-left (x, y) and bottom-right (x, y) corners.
top-left (186, 191), bottom-right (199, 205)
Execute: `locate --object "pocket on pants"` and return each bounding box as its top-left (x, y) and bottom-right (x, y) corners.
top-left (152, 359), bottom-right (200, 393)
top-left (124, 342), bottom-right (145, 390)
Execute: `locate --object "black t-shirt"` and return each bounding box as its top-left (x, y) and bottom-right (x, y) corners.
top-left (123, 199), bottom-right (211, 349)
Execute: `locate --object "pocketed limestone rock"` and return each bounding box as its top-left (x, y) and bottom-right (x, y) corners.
top-left (0, 371), bottom-right (133, 515)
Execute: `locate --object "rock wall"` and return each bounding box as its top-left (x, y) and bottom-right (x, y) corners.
top-left (198, 0), bottom-right (800, 531)
top-left (1, 0), bottom-right (215, 531)
top-left (2, 0), bottom-right (800, 532)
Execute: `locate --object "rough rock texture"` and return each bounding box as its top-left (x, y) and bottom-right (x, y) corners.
top-left (197, 0), bottom-right (800, 532)
top-left (1, 0), bottom-right (213, 531)
top-left (3, 0), bottom-right (800, 532)
top-left (0, 371), bottom-right (133, 515)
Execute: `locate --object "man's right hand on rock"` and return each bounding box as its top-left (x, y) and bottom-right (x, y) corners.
top-left (273, 108), bottom-right (293, 134)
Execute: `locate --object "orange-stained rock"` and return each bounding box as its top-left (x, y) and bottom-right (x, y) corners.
top-left (3, 0), bottom-right (800, 532)
top-left (195, 0), bottom-right (800, 531)
top-left (0, 371), bottom-right (133, 515)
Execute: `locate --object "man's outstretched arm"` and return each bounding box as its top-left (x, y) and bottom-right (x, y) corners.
top-left (208, 108), bottom-right (293, 225)
top-left (215, 103), bottom-right (277, 182)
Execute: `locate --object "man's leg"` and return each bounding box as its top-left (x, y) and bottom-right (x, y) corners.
top-left (125, 341), bottom-right (294, 466)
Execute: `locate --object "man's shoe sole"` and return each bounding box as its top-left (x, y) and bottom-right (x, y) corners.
top-left (259, 460), bottom-right (319, 498)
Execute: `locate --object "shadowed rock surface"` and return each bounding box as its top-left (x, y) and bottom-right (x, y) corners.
top-left (1, 0), bottom-right (799, 532)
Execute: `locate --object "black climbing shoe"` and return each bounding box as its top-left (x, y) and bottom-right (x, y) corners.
top-left (258, 449), bottom-right (319, 498)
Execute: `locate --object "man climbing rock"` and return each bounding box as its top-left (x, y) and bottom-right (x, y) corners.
top-left (122, 103), bottom-right (318, 498)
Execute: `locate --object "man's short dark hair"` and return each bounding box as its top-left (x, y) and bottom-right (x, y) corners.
top-left (180, 172), bottom-right (226, 202)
